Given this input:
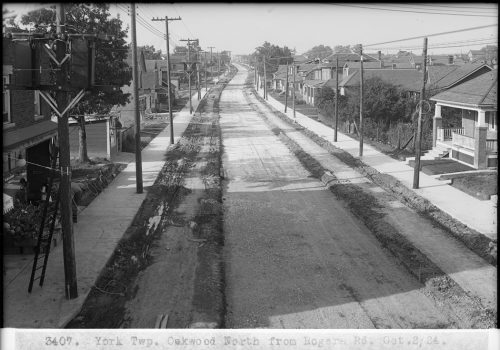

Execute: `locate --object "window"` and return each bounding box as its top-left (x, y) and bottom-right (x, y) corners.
top-left (34, 90), bottom-right (42, 116)
top-left (486, 111), bottom-right (497, 131)
top-left (3, 75), bottom-right (11, 123)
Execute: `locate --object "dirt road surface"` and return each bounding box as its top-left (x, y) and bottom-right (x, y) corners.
top-left (220, 66), bottom-right (488, 328)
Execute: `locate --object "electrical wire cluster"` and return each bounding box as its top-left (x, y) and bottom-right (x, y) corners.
top-left (331, 3), bottom-right (497, 18)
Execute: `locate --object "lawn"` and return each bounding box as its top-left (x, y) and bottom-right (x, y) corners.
top-left (449, 173), bottom-right (497, 200)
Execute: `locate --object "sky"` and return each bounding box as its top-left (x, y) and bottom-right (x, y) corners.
top-left (3, 3), bottom-right (498, 56)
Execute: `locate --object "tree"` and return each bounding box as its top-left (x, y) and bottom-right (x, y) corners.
top-left (251, 41), bottom-right (293, 78)
top-left (17, 4), bottom-right (132, 162)
top-left (305, 45), bottom-right (333, 60)
top-left (140, 45), bottom-right (162, 60)
top-left (480, 45), bottom-right (498, 66)
top-left (333, 45), bottom-right (352, 54)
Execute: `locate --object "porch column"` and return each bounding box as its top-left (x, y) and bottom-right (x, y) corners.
top-left (477, 109), bottom-right (487, 127)
top-left (474, 125), bottom-right (488, 169)
top-left (432, 103), bottom-right (442, 146)
top-left (474, 109), bottom-right (488, 169)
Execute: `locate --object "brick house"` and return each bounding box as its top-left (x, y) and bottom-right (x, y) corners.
top-left (3, 38), bottom-right (57, 201)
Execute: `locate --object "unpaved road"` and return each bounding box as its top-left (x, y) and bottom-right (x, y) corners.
top-left (220, 66), bottom-right (486, 328)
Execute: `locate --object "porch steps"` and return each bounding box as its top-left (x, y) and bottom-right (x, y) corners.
top-left (405, 145), bottom-right (450, 165)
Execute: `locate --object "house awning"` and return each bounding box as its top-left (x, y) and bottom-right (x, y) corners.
top-left (3, 120), bottom-right (58, 154)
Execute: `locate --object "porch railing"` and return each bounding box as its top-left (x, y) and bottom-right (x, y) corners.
top-left (452, 133), bottom-right (475, 150)
top-left (442, 127), bottom-right (464, 140)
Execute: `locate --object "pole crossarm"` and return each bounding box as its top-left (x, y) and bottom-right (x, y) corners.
top-left (42, 44), bottom-right (71, 67)
top-left (39, 89), bottom-right (85, 118)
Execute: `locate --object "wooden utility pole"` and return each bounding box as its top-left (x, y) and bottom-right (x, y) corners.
top-left (131, 5), bottom-right (143, 193)
top-left (217, 51), bottom-right (221, 76)
top-left (151, 15), bottom-right (181, 145)
top-left (284, 62), bottom-right (289, 113)
top-left (334, 55), bottom-right (339, 142)
top-left (196, 48), bottom-right (201, 100)
top-left (180, 38), bottom-right (198, 114)
top-left (263, 55), bottom-right (267, 100)
top-left (413, 37), bottom-right (428, 189)
top-left (56, 3), bottom-right (78, 299)
top-left (359, 45), bottom-right (364, 157)
top-left (208, 46), bottom-right (215, 87)
top-left (292, 63), bottom-right (296, 119)
top-left (203, 51), bottom-right (207, 90)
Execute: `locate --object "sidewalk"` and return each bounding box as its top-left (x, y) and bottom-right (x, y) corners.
top-left (255, 86), bottom-right (497, 239)
top-left (3, 88), bottom-right (209, 328)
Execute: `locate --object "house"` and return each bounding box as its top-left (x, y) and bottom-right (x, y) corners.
top-left (271, 65), bottom-right (289, 91)
top-left (303, 72), bottom-right (342, 106)
top-left (427, 62), bottom-right (493, 96)
top-left (468, 50), bottom-right (485, 62)
top-left (3, 38), bottom-right (57, 201)
top-left (428, 55), bottom-right (455, 66)
top-left (430, 70), bottom-right (497, 169)
top-left (339, 69), bottom-right (423, 98)
top-left (339, 62), bottom-right (493, 100)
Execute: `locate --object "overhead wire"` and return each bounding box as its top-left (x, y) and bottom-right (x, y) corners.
top-left (371, 37), bottom-right (498, 51)
top-left (171, 4), bottom-right (194, 37)
top-left (373, 3), bottom-right (497, 15)
top-left (364, 24), bottom-right (498, 48)
top-left (331, 3), bottom-right (497, 17)
top-left (400, 3), bottom-right (498, 11)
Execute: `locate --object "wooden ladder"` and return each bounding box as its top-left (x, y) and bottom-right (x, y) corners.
top-left (28, 149), bottom-right (60, 293)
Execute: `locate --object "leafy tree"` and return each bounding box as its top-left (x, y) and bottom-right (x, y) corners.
top-left (333, 45), bottom-right (352, 54)
top-left (316, 77), bottom-right (416, 131)
top-left (480, 45), bottom-right (497, 66)
top-left (140, 45), bottom-right (162, 60)
top-left (305, 45), bottom-right (333, 60)
top-left (252, 41), bottom-right (293, 78)
top-left (17, 4), bottom-right (132, 162)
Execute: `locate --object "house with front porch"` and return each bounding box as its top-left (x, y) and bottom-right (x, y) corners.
top-left (431, 70), bottom-right (497, 169)
top-left (3, 38), bottom-right (57, 202)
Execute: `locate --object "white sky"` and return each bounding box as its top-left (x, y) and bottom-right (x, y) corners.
top-left (3, 3), bottom-right (498, 56)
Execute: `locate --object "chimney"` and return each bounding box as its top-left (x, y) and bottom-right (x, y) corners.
top-left (378, 50), bottom-right (382, 61)
top-left (448, 55), bottom-right (453, 65)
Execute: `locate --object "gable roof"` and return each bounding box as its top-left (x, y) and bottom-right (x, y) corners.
top-left (430, 70), bottom-right (497, 108)
top-left (428, 62), bottom-right (492, 90)
top-left (323, 52), bottom-right (377, 64)
top-left (344, 61), bottom-right (384, 69)
top-left (339, 69), bottom-right (423, 92)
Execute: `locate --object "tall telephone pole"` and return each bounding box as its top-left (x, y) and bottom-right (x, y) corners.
top-left (263, 55), bottom-right (267, 100)
top-left (359, 45), bottom-right (364, 157)
top-left (151, 15), bottom-right (181, 145)
top-left (217, 51), bottom-right (221, 76)
top-left (196, 48), bottom-right (201, 100)
top-left (334, 55), bottom-right (339, 142)
top-left (208, 46), bottom-right (215, 87)
top-left (284, 61), bottom-right (289, 113)
top-left (413, 37), bottom-right (428, 189)
top-left (131, 5), bottom-right (143, 193)
top-left (56, 3), bottom-right (78, 299)
top-left (203, 51), bottom-right (208, 90)
top-left (180, 38), bottom-right (198, 114)
top-left (292, 63), bottom-right (296, 119)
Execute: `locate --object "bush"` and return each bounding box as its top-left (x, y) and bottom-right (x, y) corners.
top-left (122, 134), bottom-right (136, 153)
